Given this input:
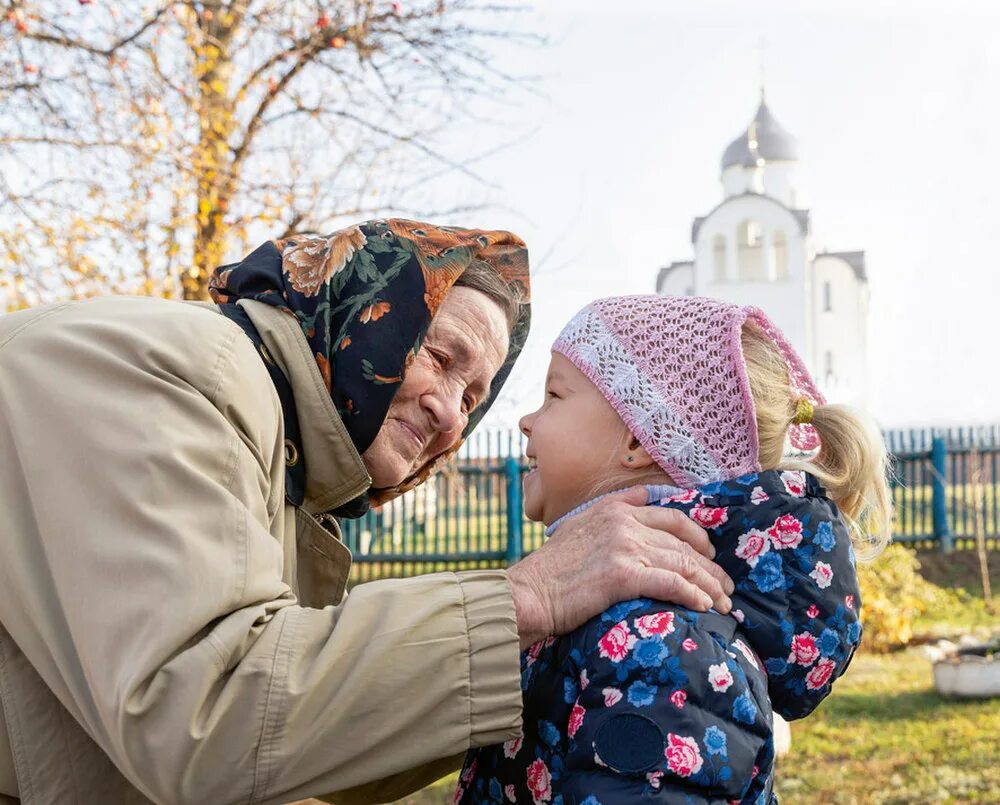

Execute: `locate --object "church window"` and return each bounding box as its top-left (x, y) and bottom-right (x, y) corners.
top-left (774, 231), bottom-right (789, 280)
top-left (737, 220), bottom-right (765, 280)
top-left (713, 235), bottom-right (726, 281)
top-left (823, 281), bottom-right (832, 312)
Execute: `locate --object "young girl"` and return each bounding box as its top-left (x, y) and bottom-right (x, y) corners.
top-left (454, 295), bottom-right (891, 805)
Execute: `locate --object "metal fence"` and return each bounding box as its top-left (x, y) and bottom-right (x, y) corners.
top-left (342, 425), bottom-right (1000, 583)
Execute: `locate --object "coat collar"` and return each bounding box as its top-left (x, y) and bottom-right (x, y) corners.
top-left (239, 299), bottom-right (371, 515)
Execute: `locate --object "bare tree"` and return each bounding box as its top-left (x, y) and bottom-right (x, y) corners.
top-left (0, 0), bottom-right (533, 306)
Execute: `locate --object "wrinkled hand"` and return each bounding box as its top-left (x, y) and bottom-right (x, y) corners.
top-left (507, 486), bottom-right (734, 649)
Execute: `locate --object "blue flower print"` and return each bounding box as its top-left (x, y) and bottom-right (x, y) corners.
top-left (848, 620), bottom-right (862, 643)
top-left (604, 599), bottom-right (644, 622)
top-left (818, 628), bottom-right (840, 657)
top-left (627, 680), bottom-right (656, 707)
top-left (749, 552), bottom-right (785, 593)
top-left (580, 797), bottom-right (603, 805)
top-left (633, 637), bottom-right (670, 668)
top-left (733, 693), bottom-right (757, 724)
top-left (704, 725), bottom-right (728, 757)
top-left (815, 521), bottom-right (836, 552)
top-left (539, 720), bottom-right (561, 748)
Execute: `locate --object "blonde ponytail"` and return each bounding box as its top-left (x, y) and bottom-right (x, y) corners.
top-left (742, 322), bottom-right (892, 560)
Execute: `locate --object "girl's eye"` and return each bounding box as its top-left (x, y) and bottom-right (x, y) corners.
top-left (546, 389), bottom-right (559, 399)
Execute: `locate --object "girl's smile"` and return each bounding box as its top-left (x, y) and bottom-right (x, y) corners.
top-left (519, 353), bottom-right (663, 525)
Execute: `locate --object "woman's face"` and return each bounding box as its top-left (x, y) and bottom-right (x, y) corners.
top-left (362, 286), bottom-right (509, 488)
top-left (519, 353), bottom-right (630, 525)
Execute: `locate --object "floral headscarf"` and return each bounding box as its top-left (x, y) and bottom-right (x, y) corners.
top-left (209, 218), bottom-right (530, 513)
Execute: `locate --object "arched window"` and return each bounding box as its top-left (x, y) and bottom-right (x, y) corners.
top-left (737, 220), bottom-right (764, 280)
top-left (713, 235), bottom-right (727, 281)
top-left (774, 230), bottom-right (789, 280)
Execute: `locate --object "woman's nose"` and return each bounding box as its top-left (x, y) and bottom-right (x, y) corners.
top-left (424, 388), bottom-right (465, 437)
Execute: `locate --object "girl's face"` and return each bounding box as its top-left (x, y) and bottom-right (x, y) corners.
top-left (519, 352), bottom-right (631, 525)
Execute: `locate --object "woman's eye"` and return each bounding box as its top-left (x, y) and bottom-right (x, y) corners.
top-left (546, 389), bottom-right (559, 399)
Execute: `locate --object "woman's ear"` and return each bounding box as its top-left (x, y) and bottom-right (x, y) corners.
top-left (619, 435), bottom-right (657, 470)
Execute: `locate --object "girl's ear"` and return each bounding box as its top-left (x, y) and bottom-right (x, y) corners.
top-left (620, 435), bottom-right (657, 470)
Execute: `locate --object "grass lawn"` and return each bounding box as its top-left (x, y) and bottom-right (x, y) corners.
top-left (391, 554), bottom-right (1000, 805)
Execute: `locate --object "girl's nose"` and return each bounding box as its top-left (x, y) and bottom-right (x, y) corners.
top-left (518, 411), bottom-right (535, 438)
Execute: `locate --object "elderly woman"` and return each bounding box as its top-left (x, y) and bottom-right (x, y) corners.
top-left (0, 219), bottom-right (731, 805)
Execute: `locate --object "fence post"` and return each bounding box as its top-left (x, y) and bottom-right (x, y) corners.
top-left (931, 436), bottom-right (953, 553)
top-left (504, 457), bottom-right (524, 565)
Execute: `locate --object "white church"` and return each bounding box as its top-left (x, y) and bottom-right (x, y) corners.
top-left (656, 92), bottom-right (869, 404)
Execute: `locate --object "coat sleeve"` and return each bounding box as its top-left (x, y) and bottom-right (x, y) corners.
top-left (0, 300), bottom-right (521, 805)
top-left (559, 603), bottom-right (773, 804)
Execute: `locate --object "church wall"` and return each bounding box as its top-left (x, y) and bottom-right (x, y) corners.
top-left (721, 162), bottom-right (799, 207)
top-left (691, 196), bottom-right (810, 358)
top-left (811, 255), bottom-right (869, 406)
top-left (657, 265), bottom-right (695, 296)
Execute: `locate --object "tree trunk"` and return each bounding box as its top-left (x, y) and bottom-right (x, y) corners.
top-left (186, 4), bottom-right (236, 300)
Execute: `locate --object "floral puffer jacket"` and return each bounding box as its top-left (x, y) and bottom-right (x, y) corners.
top-left (456, 470), bottom-right (863, 805)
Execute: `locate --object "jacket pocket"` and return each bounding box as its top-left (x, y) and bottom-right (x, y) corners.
top-left (294, 508), bottom-right (353, 608)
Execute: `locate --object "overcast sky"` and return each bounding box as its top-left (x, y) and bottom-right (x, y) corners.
top-left (420, 0), bottom-right (1000, 432)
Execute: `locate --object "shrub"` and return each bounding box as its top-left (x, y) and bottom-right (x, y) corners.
top-left (857, 544), bottom-right (955, 652)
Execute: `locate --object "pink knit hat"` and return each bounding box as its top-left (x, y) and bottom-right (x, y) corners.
top-left (551, 295), bottom-right (825, 487)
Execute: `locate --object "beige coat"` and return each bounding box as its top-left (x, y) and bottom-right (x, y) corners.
top-left (0, 296), bottom-right (522, 804)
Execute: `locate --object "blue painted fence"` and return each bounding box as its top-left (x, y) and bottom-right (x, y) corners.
top-left (343, 426), bottom-right (1000, 583)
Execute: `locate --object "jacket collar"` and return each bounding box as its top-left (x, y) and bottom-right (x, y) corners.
top-left (239, 299), bottom-right (371, 514)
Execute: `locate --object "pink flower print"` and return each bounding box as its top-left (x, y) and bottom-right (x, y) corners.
top-left (768, 513), bottom-right (804, 550)
top-left (503, 734), bottom-right (523, 759)
top-left (732, 608), bottom-right (745, 623)
top-left (691, 503), bottom-right (729, 529)
top-left (635, 611), bottom-right (676, 638)
top-left (665, 733), bottom-right (704, 777)
top-left (460, 757), bottom-right (478, 785)
top-left (810, 561), bottom-right (834, 589)
top-left (708, 662), bottom-right (734, 692)
top-left (845, 594), bottom-right (855, 610)
top-left (646, 769), bottom-right (664, 789)
top-left (750, 486), bottom-right (770, 505)
top-left (682, 638), bottom-right (699, 652)
top-left (505, 784), bottom-right (517, 802)
top-left (526, 759), bottom-right (552, 804)
top-left (788, 632), bottom-right (820, 666)
top-left (602, 687), bottom-right (623, 707)
top-left (598, 621), bottom-right (636, 662)
top-left (525, 639), bottom-right (544, 667)
top-left (735, 528), bottom-right (771, 567)
top-left (806, 657), bottom-right (837, 690)
top-left (567, 702), bottom-right (585, 738)
top-left (807, 604), bottom-right (820, 619)
top-left (733, 638), bottom-right (760, 669)
top-left (670, 689), bottom-right (687, 709)
top-left (781, 470), bottom-right (807, 497)
top-left (579, 668), bottom-right (590, 689)
top-left (666, 488), bottom-right (698, 503)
